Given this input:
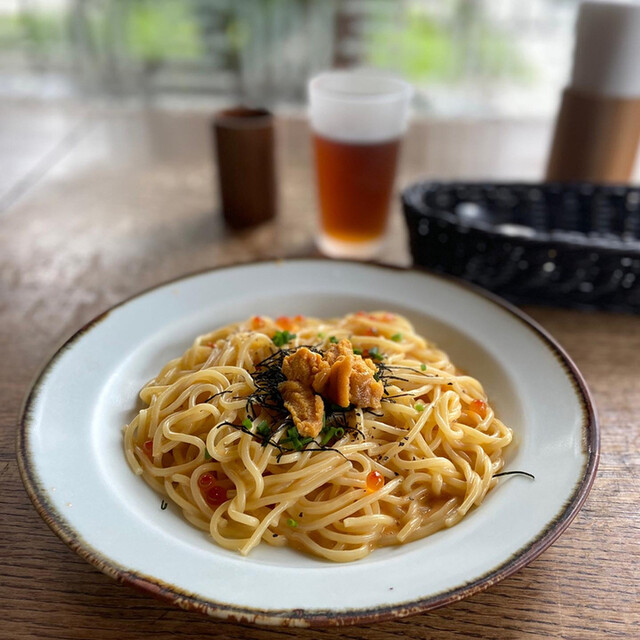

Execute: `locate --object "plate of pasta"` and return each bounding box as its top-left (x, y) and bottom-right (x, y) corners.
top-left (18, 259), bottom-right (598, 626)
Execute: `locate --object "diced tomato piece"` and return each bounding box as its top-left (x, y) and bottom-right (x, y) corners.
top-left (198, 472), bottom-right (216, 489)
top-left (470, 399), bottom-right (487, 415)
top-left (205, 486), bottom-right (228, 507)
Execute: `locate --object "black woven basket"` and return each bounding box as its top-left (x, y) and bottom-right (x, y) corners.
top-left (402, 182), bottom-right (640, 313)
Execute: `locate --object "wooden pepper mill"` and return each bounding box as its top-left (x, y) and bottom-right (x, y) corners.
top-left (547, 1), bottom-right (640, 183)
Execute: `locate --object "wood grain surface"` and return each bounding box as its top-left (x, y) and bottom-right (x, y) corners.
top-left (1, 104), bottom-right (638, 640)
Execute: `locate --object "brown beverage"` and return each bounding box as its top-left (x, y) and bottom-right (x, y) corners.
top-left (213, 107), bottom-right (277, 229)
top-left (313, 134), bottom-right (400, 243)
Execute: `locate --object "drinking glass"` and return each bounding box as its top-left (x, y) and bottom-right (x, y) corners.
top-left (308, 70), bottom-right (412, 258)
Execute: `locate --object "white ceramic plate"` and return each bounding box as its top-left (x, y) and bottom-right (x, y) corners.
top-left (18, 260), bottom-right (598, 626)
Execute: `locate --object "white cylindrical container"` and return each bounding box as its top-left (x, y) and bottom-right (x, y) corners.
top-left (547, 1), bottom-right (640, 182)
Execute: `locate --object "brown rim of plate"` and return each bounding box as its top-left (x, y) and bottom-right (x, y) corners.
top-left (16, 258), bottom-right (600, 628)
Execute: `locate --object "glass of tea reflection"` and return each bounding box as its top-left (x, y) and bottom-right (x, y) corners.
top-left (309, 70), bottom-right (412, 259)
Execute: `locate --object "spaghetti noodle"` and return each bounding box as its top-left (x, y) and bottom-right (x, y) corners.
top-left (124, 312), bottom-right (512, 562)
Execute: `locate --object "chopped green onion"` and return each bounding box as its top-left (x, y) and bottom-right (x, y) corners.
top-left (282, 426), bottom-right (309, 450)
top-left (368, 347), bottom-right (383, 361)
top-left (256, 421), bottom-right (270, 438)
top-left (320, 425), bottom-right (346, 446)
top-left (391, 333), bottom-right (403, 342)
top-left (317, 332), bottom-right (325, 338)
top-left (273, 330), bottom-right (296, 347)
top-left (242, 418), bottom-right (253, 430)
top-left (320, 428), bottom-right (334, 446)
top-left (420, 363), bottom-right (427, 371)
top-left (415, 403), bottom-right (425, 412)
top-left (204, 447), bottom-right (212, 460)
top-left (287, 518), bottom-right (298, 528)
top-left (373, 371), bottom-right (380, 382)
top-left (353, 348), bottom-right (363, 355)
top-left (329, 336), bottom-right (338, 344)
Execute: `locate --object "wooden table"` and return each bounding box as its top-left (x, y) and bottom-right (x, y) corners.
top-left (1, 103), bottom-right (638, 639)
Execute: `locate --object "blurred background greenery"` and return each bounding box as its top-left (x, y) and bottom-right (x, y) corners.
top-left (0, 0), bottom-right (579, 117)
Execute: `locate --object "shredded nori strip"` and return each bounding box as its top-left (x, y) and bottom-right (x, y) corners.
top-left (220, 344), bottom-right (374, 458)
top-left (207, 341), bottom-right (412, 459)
top-left (203, 389), bottom-right (233, 404)
top-left (383, 364), bottom-right (435, 376)
top-left (216, 419), bottom-right (350, 462)
top-left (493, 470), bottom-right (535, 480)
